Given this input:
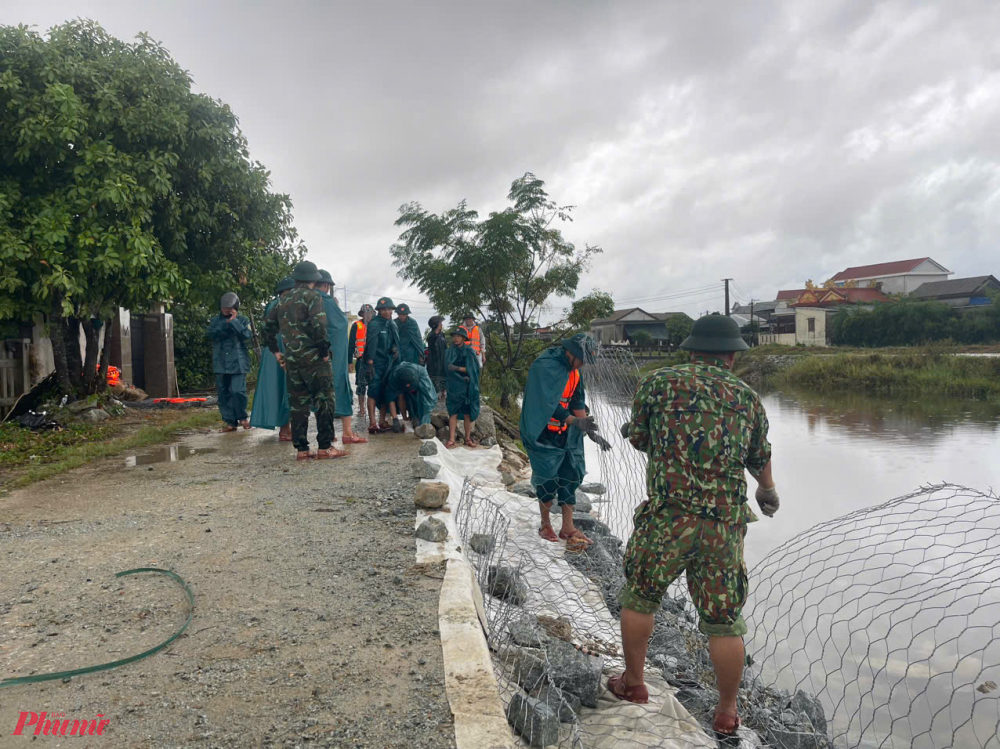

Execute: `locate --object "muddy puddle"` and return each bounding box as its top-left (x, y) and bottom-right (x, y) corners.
top-left (124, 444), bottom-right (218, 467)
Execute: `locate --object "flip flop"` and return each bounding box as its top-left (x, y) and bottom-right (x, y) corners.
top-left (713, 706), bottom-right (740, 736)
top-left (219, 425), bottom-right (238, 433)
top-left (444, 440), bottom-right (457, 449)
top-left (607, 674), bottom-right (649, 704)
top-left (279, 434), bottom-right (293, 442)
top-left (559, 528), bottom-right (593, 545)
top-left (342, 435), bottom-right (368, 444)
top-left (240, 419), bottom-right (251, 430)
top-left (465, 439), bottom-right (480, 448)
top-left (538, 525), bottom-right (559, 542)
top-left (316, 447), bottom-right (348, 459)
top-left (296, 451), bottom-right (315, 461)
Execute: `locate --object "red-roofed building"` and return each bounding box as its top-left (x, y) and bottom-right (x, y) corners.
top-left (762, 287), bottom-right (891, 347)
top-left (829, 257), bottom-right (952, 294)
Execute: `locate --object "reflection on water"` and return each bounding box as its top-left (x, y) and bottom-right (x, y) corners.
top-left (124, 445), bottom-right (218, 467)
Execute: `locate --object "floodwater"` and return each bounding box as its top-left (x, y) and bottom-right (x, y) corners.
top-left (583, 384), bottom-right (1000, 748)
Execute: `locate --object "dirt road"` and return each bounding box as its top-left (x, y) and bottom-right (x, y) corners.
top-left (0, 419), bottom-right (457, 748)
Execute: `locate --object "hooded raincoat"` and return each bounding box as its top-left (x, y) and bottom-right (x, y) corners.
top-left (384, 362), bottom-right (437, 426)
top-left (518, 346), bottom-right (588, 502)
top-left (320, 291), bottom-right (353, 418)
top-left (445, 342), bottom-right (481, 420)
top-left (396, 316), bottom-right (424, 365)
top-left (249, 296), bottom-right (290, 429)
top-left (365, 314), bottom-right (400, 405)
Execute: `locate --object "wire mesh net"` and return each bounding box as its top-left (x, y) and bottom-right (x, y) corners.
top-left (455, 345), bottom-right (999, 748)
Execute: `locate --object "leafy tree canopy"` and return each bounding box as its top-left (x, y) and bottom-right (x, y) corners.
top-left (391, 173), bottom-right (601, 406)
top-left (0, 20), bottom-right (302, 392)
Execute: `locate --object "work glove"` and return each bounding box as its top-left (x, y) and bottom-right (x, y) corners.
top-left (392, 417), bottom-right (403, 433)
top-left (588, 431), bottom-right (612, 452)
top-left (619, 422), bottom-right (630, 440)
top-left (569, 415), bottom-right (597, 434)
top-left (755, 485), bottom-right (780, 517)
top-left (462, 376), bottom-right (470, 383)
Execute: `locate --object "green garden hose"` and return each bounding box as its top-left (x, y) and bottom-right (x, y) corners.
top-left (0, 568), bottom-right (194, 689)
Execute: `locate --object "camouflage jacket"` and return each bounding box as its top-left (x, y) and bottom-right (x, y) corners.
top-left (626, 356), bottom-right (771, 524)
top-left (263, 286), bottom-right (331, 369)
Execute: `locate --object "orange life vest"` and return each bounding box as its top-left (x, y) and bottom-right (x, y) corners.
top-left (546, 369), bottom-right (581, 433)
top-left (354, 321), bottom-right (366, 358)
top-left (465, 325), bottom-right (482, 357)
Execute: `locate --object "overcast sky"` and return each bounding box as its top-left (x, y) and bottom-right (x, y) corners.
top-left (5, 1), bottom-right (1000, 322)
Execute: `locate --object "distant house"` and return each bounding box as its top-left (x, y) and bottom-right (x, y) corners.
top-left (829, 257), bottom-right (952, 294)
top-left (910, 275), bottom-right (1000, 308)
top-left (762, 287), bottom-right (890, 346)
top-left (590, 308), bottom-right (688, 345)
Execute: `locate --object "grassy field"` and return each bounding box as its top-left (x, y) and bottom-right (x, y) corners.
top-left (0, 408), bottom-right (222, 493)
top-left (734, 345), bottom-right (1000, 401)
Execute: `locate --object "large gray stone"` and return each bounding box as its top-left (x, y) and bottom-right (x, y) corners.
top-left (501, 471), bottom-right (516, 486)
top-left (508, 647), bottom-right (547, 691)
top-left (82, 408), bottom-right (111, 422)
top-left (535, 683), bottom-right (581, 723)
top-left (506, 693), bottom-right (559, 748)
top-left (414, 482), bottom-right (449, 509)
top-left (436, 426), bottom-right (450, 442)
top-left (543, 638), bottom-right (603, 708)
top-left (573, 491), bottom-right (593, 513)
top-left (469, 533), bottom-right (495, 555)
top-left (570, 514), bottom-right (614, 539)
top-left (414, 423), bottom-right (437, 440)
top-left (790, 689), bottom-right (827, 734)
top-left (766, 727), bottom-right (829, 749)
top-left (579, 482), bottom-right (607, 495)
top-left (486, 566), bottom-right (528, 606)
top-left (430, 411), bottom-right (449, 430)
top-left (415, 517), bottom-right (448, 543)
top-left (675, 685), bottom-right (718, 717)
top-left (509, 481), bottom-right (536, 498)
top-left (508, 614), bottom-right (547, 648)
top-left (411, 459), bottom-right (441, 479)
top-left (471, 406), bottom-right (497, 443)
top-left (418, 440), bottom-right (438, 456)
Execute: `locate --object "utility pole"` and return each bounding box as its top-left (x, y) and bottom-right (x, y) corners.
top-left (750, 298), bottom-right (756, 347)
top-left (722, 279), bottom-right (732, 316)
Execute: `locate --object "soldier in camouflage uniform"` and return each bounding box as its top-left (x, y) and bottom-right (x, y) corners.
top-left (611, 314), bottom-right (779, 736)
top-left (263, 261), bottom-right (344, 461)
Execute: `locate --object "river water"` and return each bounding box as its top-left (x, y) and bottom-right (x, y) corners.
top-left (581, 383), bottom-right (1000, 748)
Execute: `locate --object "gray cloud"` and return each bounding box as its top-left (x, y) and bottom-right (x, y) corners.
top-left (5, 0), bottom-right (999, 319)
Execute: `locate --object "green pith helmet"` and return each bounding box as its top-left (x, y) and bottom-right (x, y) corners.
top-left (318, 269), bottom-right (334, 285)
top-left (680, 314), bottom-right (749, 353)
top-left (357, 303), bottom-right (374, 316)
top-left (220, 292), bottom-right (240, 310)
top-left (396, 303), bottom-right (411, 316)
top-left (375, 297), bottom-right (396, 310)
top-left (451, 326), bottom-right (470, 340)
top-left (275, 276), bottom-right (294, 294)
top-left (291, 260), bottom-right (323, 282)
top-left (462, 312), bottom-right (476, 322)
top-left (561, 333), bottom-right (597, 364)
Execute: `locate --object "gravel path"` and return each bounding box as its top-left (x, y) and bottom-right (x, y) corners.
top-left (0, 418), bottom-right (457, 748)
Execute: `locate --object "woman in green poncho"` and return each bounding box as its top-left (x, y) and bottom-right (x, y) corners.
top-left (395, 304), bottom-right (424, 365)
top-left (317, 270), bottom-right (367, 447)
top-left (445, 326), bottom-right (481, 448)
top-left (249, 276), bottom-right (294, 439)
top-left (518, 334), bottom-right (610, 546)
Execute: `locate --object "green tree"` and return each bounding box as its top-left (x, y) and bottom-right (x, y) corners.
top-left (631, 330), bottom-right (653, 346)
top-left (666, 314), bottom-right (693, 348)
top-left (0, 21), bottom-right (302, 395)
top-left (391, 173), bottom-right (601, 407)
top-left (562, 290), bottom-right (614, 334)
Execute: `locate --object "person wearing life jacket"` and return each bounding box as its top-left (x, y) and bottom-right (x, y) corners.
top-left (462, 313), bottom-right (485, 369)
top-left (519, 334), bottom-right (610, 548)
top-left (349, 304), bottom-right (374, 404)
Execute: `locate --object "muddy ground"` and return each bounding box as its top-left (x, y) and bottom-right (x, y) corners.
top-left (0, 416), bottom-right (457, 748)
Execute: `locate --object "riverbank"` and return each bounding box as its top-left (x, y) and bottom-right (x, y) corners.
top-left (0, 421), bottom-right (457, 748)
top-left (734, 345), bottom-right (1000, 401)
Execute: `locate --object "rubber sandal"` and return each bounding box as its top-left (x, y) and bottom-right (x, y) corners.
top-left (565, 537), bottom-right (590, 554)
top-left (713, 706), bottom-right (740, 736)
top-left (219, 425), bottom-right (238, 433)
top-left (466, 439), bottom-right (479, 448)
top-left (279, 434), bottom-right (293, 442)
top-left (342, 435), bottom-right (368, 444)
top-left (240, 419), bottom-right (251, 430)
top-left (316, 447), bottom-right (348, 459)
top-left (538, 525), bottom-right (559, 542)
top-left (368, 424), bottom-right (383, 434)
top-left (607, 674), bottom-right (649, 704)
top-left (559, 529), bottom-right (593, 545)
top-left (296, 451), bottom-right (315, 461)
top-left (444, 440), bottom-right (457, 449)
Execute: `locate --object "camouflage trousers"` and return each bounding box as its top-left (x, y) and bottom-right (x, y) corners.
top-left (622, 500), bottom-right (748, 637)
top-left (287, 362), bottom-right (336, 452)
